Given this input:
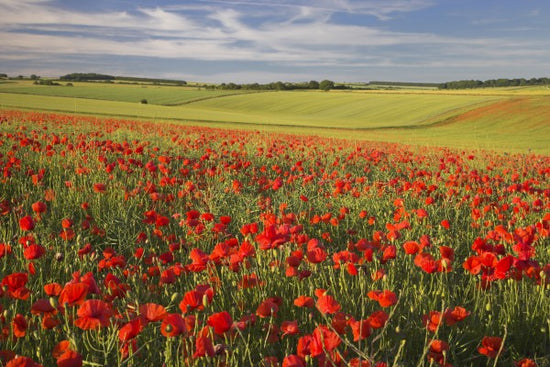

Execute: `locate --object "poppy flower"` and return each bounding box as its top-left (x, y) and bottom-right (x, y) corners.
top-left (12, 314), bottom-right (27, 338)
top-left (161, 313), bottom-right (186, 337)
top-left (74, 299), bottom-right (112, 330)
top-left (5, 356), bottom-right (42, 367)
top-left (367, 311), bottom-right (389, 329)
top-left (280, 320), bottom-right (300, 337)
top-left (367, 290), bottom-right (397, 307)
top-left (19, 215), bottom-right (35, 231)
top-left (119, 318), bottom-right (142, 342)
top-left (56, 350), bottom-right (83, 367)
top-left (350, 319), bottom-right (371, 341)
top-left (44, 282), bottom-right (62, 296)
top-left (0, 243), bottom-right (12, 258)
top-left (478, 336), bottom-right (504, 358)
top-left (207, 311), bottom-right (233, 335)
top-left (423, 311), bottom-right (442, 332)
top-left (139, 303), bottom-right (167, 323)
top-left (59, 283), bottom-right (88, 306)
top-left (31, 298), bottom-right (57, 316)
top-left (294, 296), bottom-right (314, 308)
top-left (316, 295), bottom-right (341, 315)
top-left (403, 241), bottom-right (420, 255)
top-left (443, 306), bottom-right (470, 326)
top-left (93, 183), bottom-right (106, 193)
top-left (23, 244), bottom-right (46, 260)
top-left (427, 339), bottom-right (449, 366)
top-left (515, 358), bottom-right (538, 367)
top-left (31, 201), bottom-right (47, 216)
top-left (257, 299), bottom-right (279, 318)
top-left (52, 340), bottom-right (71, 359)
top-left (310, 325), bottom-right (341, 356)
top-left (282, 355), bottom-right (305, 367)
top-left (193, 336), bottom-right (215, 358)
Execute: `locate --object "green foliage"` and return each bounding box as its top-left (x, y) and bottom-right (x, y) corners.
top-left (439, 77), bottom-right (550, 89)
top-left (319, 79), bottom-right (335, 91)
top-left (60, 72), bottom-right (115, 81)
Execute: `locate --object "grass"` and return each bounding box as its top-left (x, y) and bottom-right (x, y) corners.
top-left (0, 111), bottom-right (548, 366)
top-left (0, 81), bottom-right (549, 154)
top-left (0, 80), bottom-right (251, 105)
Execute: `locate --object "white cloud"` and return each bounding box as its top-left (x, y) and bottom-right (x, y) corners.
top-left (1, 0), bottom-right (549, 81)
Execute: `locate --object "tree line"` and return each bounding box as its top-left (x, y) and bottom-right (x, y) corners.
top-left (209, 80), bottom-right (337, 91)
top-left (439, 77), bottom-right (550, 89)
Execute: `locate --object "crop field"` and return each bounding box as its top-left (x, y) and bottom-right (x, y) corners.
top-left (0, 110), bottom-right (548, 366)
top-left (2, 81), bottom-right (550, 154)
top-left (0, 81), bottom-right (250, 105)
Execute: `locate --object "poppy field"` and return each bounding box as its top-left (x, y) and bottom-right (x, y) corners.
top-left (0, 110), bottom-right (548, 366)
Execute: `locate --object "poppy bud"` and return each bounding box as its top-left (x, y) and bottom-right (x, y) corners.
top-left (49, 296), bottom-right (58, 308)
top-left (485, 303), bottom-right (491, 311)
top-left (202, 293), bottom-right (209, 309)
top-left (171, 292), bottom-right (179, 303)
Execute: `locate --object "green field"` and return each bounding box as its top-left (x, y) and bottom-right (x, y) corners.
top-left (1, 80), bottom-right (549, 154)
top-left (0, 80), bottom-right (251, 105)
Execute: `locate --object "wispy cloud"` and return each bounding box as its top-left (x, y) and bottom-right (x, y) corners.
top-left (1, 0), bottom-right (549, 81)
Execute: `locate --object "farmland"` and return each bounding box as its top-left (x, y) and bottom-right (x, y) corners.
top-left (1, 80), bottom-right (549, 153)
top-left (0, 108), bottom-right (548, 366)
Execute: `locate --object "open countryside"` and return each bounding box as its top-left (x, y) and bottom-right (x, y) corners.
top-left (0, 1), bottom-right (549, 367)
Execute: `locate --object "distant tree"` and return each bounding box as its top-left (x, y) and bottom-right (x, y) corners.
top-left (30, 74), bottom-right (39, 80)
top-left (140, 99), bottom-right (148, 104)
top-left (0, 73), bottom-right (7, 78)
top-left (308, 80), bottom-right (320, 89)
top-left (319, 80), bottom-right (334, 91)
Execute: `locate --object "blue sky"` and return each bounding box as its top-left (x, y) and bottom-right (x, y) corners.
top-left (1, 0), bottom-right (549, 83)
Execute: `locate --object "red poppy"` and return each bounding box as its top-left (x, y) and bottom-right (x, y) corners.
top-left (179, 290), bottom-right (203, 313)
top-left (423, 311), bottom-right (442, 333)
top-left (74, 299), bottom-right (112, 330)
top-left (310, 325), bottom-right (341, 356)
top-left (12, 313), bottom-right (27, 338)
top-left (282, 355), bottom-right (305, 367)
top-left (119, 318), bottom-right (142, 342)
top-left (515, 358), bottom-right (538, 367)
top-left (44, 282), bottom-right (62, 296)
top-left (93, 183), bottom-right (106, 193)
top-left (5, 356), bottom-right (42, 367)
top-left (367, 290), bottom-right (397, 307)
top-left (280, 320), bottom-right (300, 337)
top-left (439, 246), bottom-right (454, 261)
top-left (294, 296), bottom-right (314, 308)
top-left (31, 298), bottom-right (57, 316)
top-left (257, 299), bottom-right (279, 318)
top-left (207, 311), bottom-right (233, 335)
top-left (23, 244), bottom-right (46, 260)
top-left (0, 243), bottom-right (12, 258)
top-left (316, 295), bottom-right (341, 315)
top-left (443, 306), bottom-right (470, 326)
top-left (19, 215), bottom-right (35, 231)
top-left (56, 350), bottom-right (83, 367)
top-left (59, 283), bottom-right (88, 306)
top-left (31, 201), bottom-right (47, 216)
top-left (427, 339), bottom-right (449, 366)
top-left (403, 241), bottom-right (420, 255)
top-left (350, 319), bottom-right (371, 341)
top-left (367, 310), bottom-right (389, 329)
top-left (161, 313), bottom-right (186, 337)
top-left (139, 303), bottom-right (167, 323)
top-left (52, 340), bottom-right (71, 359)
top-left (193, 336), bottom-right (215, 358)
top-left (478, 336), bottom-right (504, 358)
